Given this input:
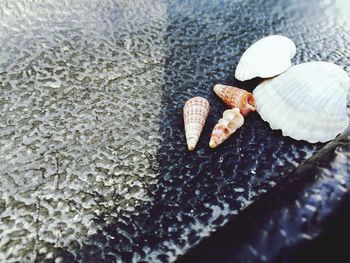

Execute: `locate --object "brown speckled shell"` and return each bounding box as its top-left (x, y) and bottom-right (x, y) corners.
top-left (183, 97), bottom-right (210, 150)
top-left (209, 108), bottom-right (244, 148)
top-left (214, 84), bottom-right (255, 116)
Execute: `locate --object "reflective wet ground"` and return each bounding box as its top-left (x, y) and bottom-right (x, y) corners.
top-left (0, 0), bottom-right (349, 262)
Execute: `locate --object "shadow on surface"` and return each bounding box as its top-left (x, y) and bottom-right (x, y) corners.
top-left (176, 128), bottom-right (350, 263)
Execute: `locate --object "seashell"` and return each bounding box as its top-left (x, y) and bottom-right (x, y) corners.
top-left (209, 108), bottom-right (244, 148)
top-left (235, 35), bottom-right (296, 81)
top-left (213, 84), bottom-right (256, 116)
top-left (183, 97), bottom-right (210, 150)
top-left (253, 62), bottom-right (350, 143)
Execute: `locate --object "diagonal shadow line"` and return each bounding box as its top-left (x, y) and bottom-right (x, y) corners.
top-left (176, 128), bottom-right (350, 263)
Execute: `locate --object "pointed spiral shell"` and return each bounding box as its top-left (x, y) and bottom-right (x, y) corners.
top-left (214, 84), bottom-right (255, 116)
top-left (209, 108), bottom-right (244, 148)
top-left (183, 97), bottom-right (210, 150)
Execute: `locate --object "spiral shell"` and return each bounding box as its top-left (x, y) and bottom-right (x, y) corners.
top-left (209, 108), bottom-right (244, 148)
top-left (183, 97), bottom-right (210, 150)
top-left (214, 84), bottom-right (255, 116)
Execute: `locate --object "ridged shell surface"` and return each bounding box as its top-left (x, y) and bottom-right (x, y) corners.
top-left (213, 84), bottom-right (255, 116)
top-left (235, 35), bottom-right (296, 81)
top-left (209, 108), bottom-right (244, 148)
top-left (253, 62), bottom-right (350, 143)
top-left (183, 97), bottom-right (210, 150)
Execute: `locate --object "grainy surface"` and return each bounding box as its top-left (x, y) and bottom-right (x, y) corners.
top-left (0, 0), bottom-right (348, 262)
top-left (177, 128), bottom-right (350, 263)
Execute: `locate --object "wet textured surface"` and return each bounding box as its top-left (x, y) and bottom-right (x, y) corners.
top-left (177, 128), bottom-right (350, 263)
top-left (0, 0), bottom-right (349, 262)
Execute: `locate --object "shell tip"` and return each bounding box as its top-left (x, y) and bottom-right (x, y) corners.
top-left (209, 139), bottom-right (217, 149)
top-left (187, 140), bottom-right (197, 151)
top-left (213, 84), bottom-right (221, 93)
top-left (187, 145), bottom-right (195, 151)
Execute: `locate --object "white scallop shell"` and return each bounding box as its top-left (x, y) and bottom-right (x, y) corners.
top-left (235, 35), bottom-right (296, 81)
top-left (253, 62), bottom-right (350, 143)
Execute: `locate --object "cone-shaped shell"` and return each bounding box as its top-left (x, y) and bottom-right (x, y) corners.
top-left (214, 84), bottom-right (255, 116)
top-left (253, 62), bottom-right (350, 143)
top-left (183, 97), bottom-right (210, 150)
top-left (235, 35), bottom-right (296, 81)
top-left (209, 108), bottom-right (244, 148)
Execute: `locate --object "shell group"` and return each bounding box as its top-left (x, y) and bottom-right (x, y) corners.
top-left (183, 97), bottom-right (210, 150)
top-left (253, 62), bottom-right (350, 143)
top-left (209, 108), bottom-right (244, 148)
top-left (214, 84), bottom-right (255, 116)
top-left (235, 35), bottom-right (296, 81)
top-left (182, 35), bottom-right (350, 150)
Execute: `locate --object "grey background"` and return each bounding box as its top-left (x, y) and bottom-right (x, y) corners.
top-left (0, 0), bottom-right (349, 262)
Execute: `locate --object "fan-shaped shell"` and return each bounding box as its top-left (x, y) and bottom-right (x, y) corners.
top-left (253, 62), bottom-right (350, 143)
top-left (235, 35), bottom-right (296, 81)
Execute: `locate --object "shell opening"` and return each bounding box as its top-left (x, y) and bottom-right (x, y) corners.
top-left (241, 94), bottom-right (256, 116)
top-left (247, 94), bottom-right (255, 107)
